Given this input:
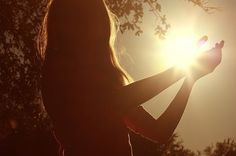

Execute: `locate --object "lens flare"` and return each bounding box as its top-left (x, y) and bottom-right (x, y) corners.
top-left (159, 32), bottom-right (209, 71)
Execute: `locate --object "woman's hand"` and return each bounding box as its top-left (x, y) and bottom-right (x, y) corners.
top-left (189, 40), bottom-right (224, 81)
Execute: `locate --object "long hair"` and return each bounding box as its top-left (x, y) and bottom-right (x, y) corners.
top-left (41, 0), bottom-right (131, 88)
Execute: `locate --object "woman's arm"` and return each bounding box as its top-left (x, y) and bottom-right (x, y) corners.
top-left (112, 66), bottom-right (185, 114)
top-left (124, 78), bottom-right (194, 144)
top-left (152, 78), bottom-right (194, 143)
top-left (124, 40), bottom-right (224, 143)
top-left (111, 40), bottom-right (224, 115)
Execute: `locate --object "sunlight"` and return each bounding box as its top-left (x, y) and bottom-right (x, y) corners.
top-left (159, 30), bottom-right (209, 71)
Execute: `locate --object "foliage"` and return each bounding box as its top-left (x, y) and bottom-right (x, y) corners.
top-left (0, 0), bottom-right (51, 139)
top-left (204, 138), bottom-right (236, 156)
top-left (157, 134), bottom-right (200, 156)
top-left (187, 0), bottom-right (220, 13)
top-left (105, 0), bottom-right (219, 37)
top-left (130, 132), bottom-right (200, 156)
top-left (131, 132), bottom-right (236, 156)
top-left (105, 0), bottom-right (170, 37)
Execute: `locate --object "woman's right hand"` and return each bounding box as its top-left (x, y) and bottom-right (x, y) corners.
top-left (189, 40), bottom-right (224, 81)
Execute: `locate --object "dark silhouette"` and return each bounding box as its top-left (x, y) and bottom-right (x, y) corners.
top-left (204, 138), bottom-right (236, 156)
top-left (41, 0), bottom-right (224, 156)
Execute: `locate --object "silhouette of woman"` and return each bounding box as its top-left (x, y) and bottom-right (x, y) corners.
top-left (41, 0), bottom-right (224, 155)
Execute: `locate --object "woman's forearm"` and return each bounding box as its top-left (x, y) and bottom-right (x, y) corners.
top-left (152, 78), bottom-right (195, 143)
top-left (113, 66), bottom-right (186, 114)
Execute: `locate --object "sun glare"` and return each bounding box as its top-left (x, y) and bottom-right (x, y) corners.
top-left (159, 30), bottom-right (209, 71)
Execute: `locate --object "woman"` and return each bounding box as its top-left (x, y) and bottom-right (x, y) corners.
top-left (41, 0), bottom-right (224, 155)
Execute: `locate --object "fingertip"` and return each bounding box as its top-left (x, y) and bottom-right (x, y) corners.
top-left (219, 40), bottom-right (225, 48)
top-left (197, 35), bottom-right (209, 47)
top-left (203, 35), bottom-right (208, 41)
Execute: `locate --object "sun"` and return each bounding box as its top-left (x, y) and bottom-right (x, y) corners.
top-left (159, 30), bottom-right (209, 71)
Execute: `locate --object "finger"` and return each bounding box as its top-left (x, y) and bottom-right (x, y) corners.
top-left (197, 35), bottom-right (208, 48)
top-left (215, 40), bottom-right (224, 49)
top-left (219, 40), bottom-right (224, 48)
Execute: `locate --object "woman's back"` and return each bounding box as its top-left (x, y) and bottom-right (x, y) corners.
top-left (42, 52), bottom-right (132, 156)
top-left (42, 0), bottom-right (136, 155)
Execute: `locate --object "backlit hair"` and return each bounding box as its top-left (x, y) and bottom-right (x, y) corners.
top-left (40, 0), bottom-right (131, 87)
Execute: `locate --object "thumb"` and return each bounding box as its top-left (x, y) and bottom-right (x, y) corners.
top-left (197, 35), bottom-right (208, 48)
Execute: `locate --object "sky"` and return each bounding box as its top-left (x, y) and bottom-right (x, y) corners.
top-left (115, 0), bottom-right (236, 151)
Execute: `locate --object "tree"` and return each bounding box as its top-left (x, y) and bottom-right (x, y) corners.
top-left (158, 134), bottom-right (201, 156)
top-left (204, 138), bottom-right (236, 156)
top-left (0, 0), bottom-right (51, 137)
top-left (105, 0), bottom-right (219, 37)
top-left (130, 132), bottom-right (203, 156)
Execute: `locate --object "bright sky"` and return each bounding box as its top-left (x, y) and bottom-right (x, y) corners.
top-left (116, 0), bottom-right (236, 151)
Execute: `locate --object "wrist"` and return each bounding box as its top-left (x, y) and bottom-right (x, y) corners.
top-left (184, 77), bottom-right (196, 87)
top-left (172, 65), bottom-right (198, 85)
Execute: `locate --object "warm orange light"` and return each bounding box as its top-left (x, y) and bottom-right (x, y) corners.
top-left (159, 30), bottom-right (209, 71)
